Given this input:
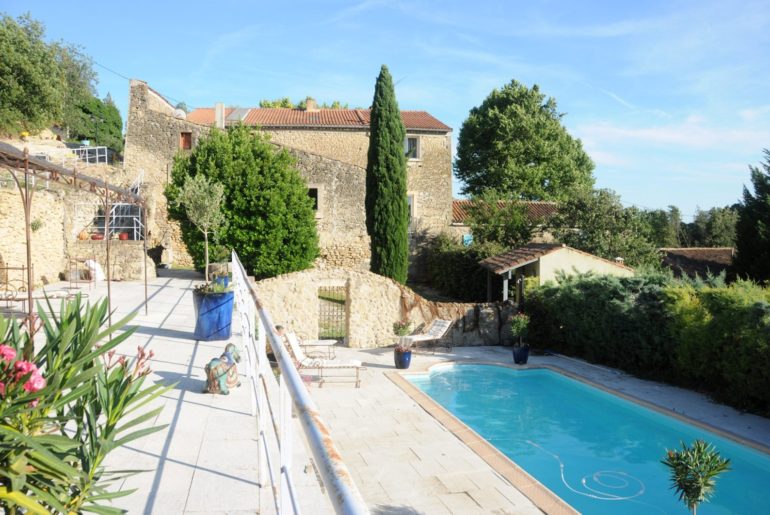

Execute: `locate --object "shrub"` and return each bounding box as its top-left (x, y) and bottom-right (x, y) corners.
top-left (425, 233), bottom-right (505, 302)
top-left (529, 272), bottom-right (770, 414)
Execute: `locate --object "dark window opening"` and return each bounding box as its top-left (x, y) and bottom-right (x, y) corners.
top-left (180, 132), bottom-right (192, 150)
top-left (308, 188), bottom-right (319, 210)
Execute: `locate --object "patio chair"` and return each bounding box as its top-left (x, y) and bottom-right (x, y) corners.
top-left (285, 332), bottom-right (365, 388)
top-left (294, 334), bottom-right (338, 359)
top-left (399, 319), bottom-right (453, 351)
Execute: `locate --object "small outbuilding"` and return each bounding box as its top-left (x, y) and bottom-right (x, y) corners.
top-left (479, 243), bottom-right (635, 302)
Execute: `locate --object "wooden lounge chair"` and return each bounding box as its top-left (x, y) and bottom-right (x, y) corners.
top-left (285, 332), bottom-right (365, 388)
top-left (399, 319), bottom-right (453, 350)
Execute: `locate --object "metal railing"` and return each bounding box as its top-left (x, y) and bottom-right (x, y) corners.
top-left (74, 146), bottom-right (108, 164)
top-left (231, 251), bottom-right (369, 515)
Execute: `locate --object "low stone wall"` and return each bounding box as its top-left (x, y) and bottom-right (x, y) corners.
top-left (254, 265), bottom-right (515, 349)
top-left (70, 241), bottom-right (156, 282)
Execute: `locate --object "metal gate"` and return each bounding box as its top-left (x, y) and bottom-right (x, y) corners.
top-left (318, 286), bottom-right (347, 340)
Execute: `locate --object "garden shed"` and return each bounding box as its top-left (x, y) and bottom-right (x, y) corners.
top-left (479, 243), bottom-right (635, 301)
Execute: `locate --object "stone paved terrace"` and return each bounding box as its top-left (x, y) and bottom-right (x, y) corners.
top-left (26, 273), bottom-right (770, 514)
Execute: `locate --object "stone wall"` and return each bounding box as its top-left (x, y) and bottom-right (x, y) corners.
top-left (254, 265), bottom-right (516, 349)
top-left (123, 80), bottom-right (212, 267)
top-left (0, 188), bottom-right (67, 286)
top-left (70, 241), bottom-right (157, 282)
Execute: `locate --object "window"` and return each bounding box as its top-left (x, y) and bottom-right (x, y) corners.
top-left (308, 188), bottom-right (319, 210)
top-left (180, 131), bottom-right (192, 150)
top-left (404, 136), bottom-right (420, 160)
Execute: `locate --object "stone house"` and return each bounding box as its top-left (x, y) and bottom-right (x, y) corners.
top-left (123, 80), bottom-right (453, 272)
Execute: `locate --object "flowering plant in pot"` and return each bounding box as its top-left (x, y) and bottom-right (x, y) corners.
top-left (510, 312), bottom-right (530, 364)
top-left (393, 320), bottom-right (413, 369)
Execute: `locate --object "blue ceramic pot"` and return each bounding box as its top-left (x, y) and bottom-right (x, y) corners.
top-left (394, 349), bottom-right (412, 369)
top-left (193, 291), bottom-right (234, 341)
top-left (513, 345), bottom-right (530, 365)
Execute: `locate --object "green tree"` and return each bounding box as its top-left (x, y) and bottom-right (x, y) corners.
top-left (67, 95), bottom-right (124, 152)
top-left (455, 79), bottom-right (595, 200)
top-left (53, 41), bottom-right (97, 138)
top-left (662, 440), bottom-right (730, 515)
top-left (554, 189), bottom-right (661, 267)
top-left (365, 65), bottom-right (409, 283)
top-left (0, 13), bottom-right (63, 134)
top-left (734, 150), bottom-right (770, 281)
top-left (175, 174), bottom-right (226, 281)
top-left (259, 97), bottom-right (348, 109)
top-left (174, 101), bottom-right (190, 113)
top-left (466, 190), bottom-right (535, 248)
top-left (642, 206), bottom-right (682, 248)
top-left (166, 124), bottom-right (319, 279)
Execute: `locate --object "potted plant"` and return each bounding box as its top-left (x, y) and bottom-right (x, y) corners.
top-left (175, 174), bottom-right (230, 341)
top-left (393, 320), bottom-right (413, 369)
top-left (118, 232), bottom-right (129, 240)
top-left (510, 312), bottom-right (530, 364)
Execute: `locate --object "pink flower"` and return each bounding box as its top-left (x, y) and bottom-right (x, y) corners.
top-left (29, 399), bottom-right (39, 408)
top-left (0, 345), bottom-right (16, 362)
top-left (0, 382), bottom-right (5, 397)
top-left (14, 361), bottom-right (38, 382)
top-left (23, 371), bottom-right (46, 393)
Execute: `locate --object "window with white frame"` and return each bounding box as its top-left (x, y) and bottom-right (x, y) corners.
top-left (404, 136), bottom-right (420, 160)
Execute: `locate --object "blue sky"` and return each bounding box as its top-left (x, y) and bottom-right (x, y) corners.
top-left (5, 0), bottom-right (770, 220)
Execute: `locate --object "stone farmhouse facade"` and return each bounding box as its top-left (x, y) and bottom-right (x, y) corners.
top-left (124, 80), bottom-right (453, 272)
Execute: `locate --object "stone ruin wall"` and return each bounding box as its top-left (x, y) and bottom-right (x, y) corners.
top-left (123, 80), bottom-right (212, 268)
top-left (254, 266), bottom-right (516, 349)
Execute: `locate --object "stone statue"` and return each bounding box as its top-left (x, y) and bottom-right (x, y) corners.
top-left (203, 343), bottom-right (242, 395)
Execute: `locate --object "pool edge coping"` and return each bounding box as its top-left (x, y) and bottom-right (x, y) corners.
top-left (387, 359), bottom-right (770, 515)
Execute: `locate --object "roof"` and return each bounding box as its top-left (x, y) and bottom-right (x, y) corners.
top-left (186, 107), bottom-right (451, 132)
top-left (479, 243), bottom-right (634, 275)
top-left (660, 247), bottom-right (734, 278)
top-left (452, 199), bottom-right (559, 225)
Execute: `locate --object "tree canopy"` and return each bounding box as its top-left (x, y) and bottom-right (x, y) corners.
top-left (733, 150), bottom-right (770, 281)
top-left (175, 174), bottom-right (226, 281)
top-left (66, 95), bottom-right (123, 152)
top-left (0, 13), bottom-right (63, 134)
top-left (259, 97), bottom-right (349, 109)
top-left (455, 79), bottom-right (595, 201)
top-left (465, 190), bottom-right (535, 248)
top-left (554, 188), bottom-right (661, 268)
top-left (166, 125), bottom-right (319, 279)
top-left (365, 65), bottom-right (409, 284)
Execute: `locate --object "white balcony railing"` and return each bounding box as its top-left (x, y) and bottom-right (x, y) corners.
top-left (231, 251), bottom-right (369, 515)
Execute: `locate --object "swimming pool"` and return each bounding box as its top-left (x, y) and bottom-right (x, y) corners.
top-left (408, 364), bottom-right (770, 515)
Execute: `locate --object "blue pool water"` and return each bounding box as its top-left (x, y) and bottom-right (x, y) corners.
top-left (408, 364), bottom-right (770, 515)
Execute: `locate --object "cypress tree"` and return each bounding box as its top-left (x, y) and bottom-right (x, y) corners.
top-left (733, 149), bottom-right (770, 281)
top-left (365, 65), bottom-right (409, 284)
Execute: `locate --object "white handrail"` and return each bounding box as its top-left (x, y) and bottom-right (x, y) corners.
top-left (231, 250), bottom-right (369, 515)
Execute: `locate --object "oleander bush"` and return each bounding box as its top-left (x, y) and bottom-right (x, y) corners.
top-left (528, 272), bottom-right (770, 414)
top-left (0, 296), bottom-right (170, 513)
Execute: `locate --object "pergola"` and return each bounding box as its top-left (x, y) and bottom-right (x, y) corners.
top-left (0, 141), bottom-right (150, 328)
top-left (478, 243), bottom-right (564, 303)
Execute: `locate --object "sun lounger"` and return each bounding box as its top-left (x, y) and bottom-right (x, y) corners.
top-left (285, 332), bottom-right (365, 387)
top-left (399, 319), bottom-right (453, 349)
top-left (296, 336), bottom-right (338, 359)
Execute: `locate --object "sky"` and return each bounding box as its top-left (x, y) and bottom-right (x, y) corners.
top-left (5, 0), bottom-right (770, 220)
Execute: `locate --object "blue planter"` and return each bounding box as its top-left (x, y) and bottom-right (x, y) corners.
top-left (513, 345), bottom-right (530, 365)
top-left (394, 350), bottom-right (412, 369)
top-left (193, 291), bottom-right (234, 341)
top-left (213, 275), bottom-right (230, 288)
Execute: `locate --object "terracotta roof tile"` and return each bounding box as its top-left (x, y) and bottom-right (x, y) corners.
top-left (660, 247), bottom-right (734, 278)
top-left (186, 107), bottom-right (450, 131)
top-left (452, 199), bottom-right (559, 225)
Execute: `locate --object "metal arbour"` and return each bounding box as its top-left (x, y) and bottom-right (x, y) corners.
top-left (0, 142), bottom-right (150, 326)
top-left (231, 251), bottom-right (369, 515)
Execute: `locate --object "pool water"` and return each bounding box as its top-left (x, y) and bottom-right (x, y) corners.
top-left (408, 364), bottom-right (770, 515)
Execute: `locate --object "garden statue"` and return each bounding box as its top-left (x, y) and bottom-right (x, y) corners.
top-left (203, 343), bottom-right (242, 395)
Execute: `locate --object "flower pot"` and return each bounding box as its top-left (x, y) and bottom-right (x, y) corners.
top-left (394, 349), bottom-right (412, 369)
top-left (119, 232), bottom-right (129, 240)
top-left (91, 233), bottom-right (104, 240)
top-left (513, 345), bottom-right (530, 365)
top-left (213, 275), bottom-right (230, 288)
top-left (192, 290), bottom-right (234, 341)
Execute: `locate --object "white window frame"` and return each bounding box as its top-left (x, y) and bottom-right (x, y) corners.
top-left (404, 135), bottom-right (420, 161)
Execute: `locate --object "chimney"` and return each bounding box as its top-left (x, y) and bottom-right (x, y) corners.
top-left (215, 102), bottom-right (225, 129)
top-left (305, 97), bottom-right (319, 112)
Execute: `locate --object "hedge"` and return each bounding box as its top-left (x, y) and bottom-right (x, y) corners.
top-left (528, 272), bottom-right (770, 415)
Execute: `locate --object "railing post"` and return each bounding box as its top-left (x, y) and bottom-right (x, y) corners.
top-left (279, 374), bottom-right (293, 513)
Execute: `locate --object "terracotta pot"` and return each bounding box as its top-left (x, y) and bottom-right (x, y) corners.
top-left (119, 232), bottom-right (129, 240)
top-left (78, 230), bottom-right (89, 241)
top-left (91, 234), bottom-right (104, 240)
